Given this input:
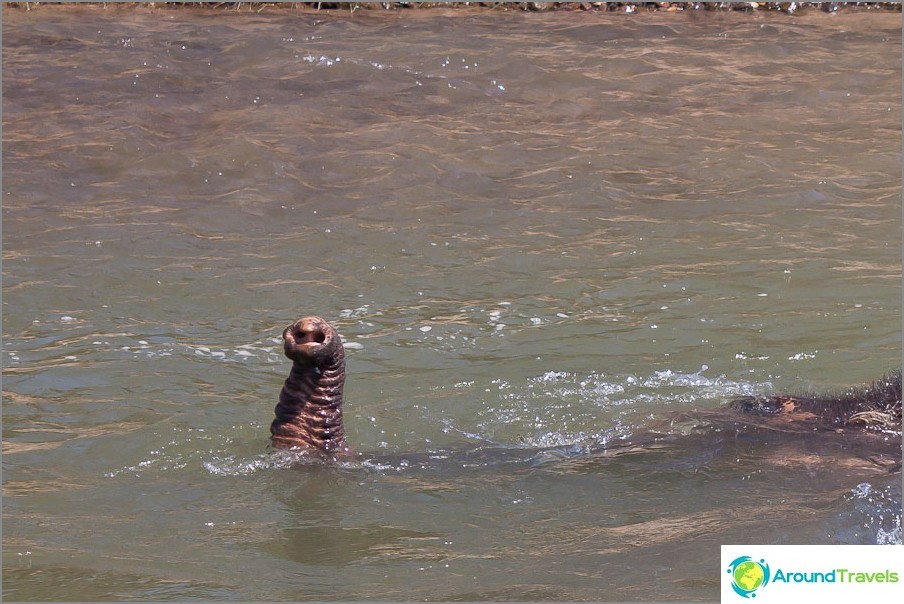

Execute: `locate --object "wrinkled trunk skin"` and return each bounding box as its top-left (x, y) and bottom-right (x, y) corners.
top-left (270, 316), bottom-right (347, 453)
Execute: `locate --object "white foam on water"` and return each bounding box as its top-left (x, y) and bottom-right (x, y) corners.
top-left (846, 481), bottom-right (902, 545)
top-left (202, 451), bottom-right (301, 476)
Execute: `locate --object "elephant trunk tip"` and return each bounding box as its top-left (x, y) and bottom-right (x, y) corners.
top-left (282, 315), bottom-right (341, 366)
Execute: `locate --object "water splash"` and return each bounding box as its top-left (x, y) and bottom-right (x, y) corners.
top-left (469, 366), bottom-right (766, 447)
top-left (202, 450), bottom-right (302, 476)
top-left (845, 482), bottom-right (902, 545)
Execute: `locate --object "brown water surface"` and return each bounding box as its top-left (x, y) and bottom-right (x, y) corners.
top-left (2, 5), bottom-right (902, 601)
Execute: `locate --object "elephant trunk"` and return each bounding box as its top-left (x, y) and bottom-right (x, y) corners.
top-left (270, 316), bottom-right (347, 452)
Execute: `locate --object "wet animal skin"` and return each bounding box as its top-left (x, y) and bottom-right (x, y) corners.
top-left (270, 316), bottom-right (348, 453)
top-left (729, 371), bottom-right (902, 430)
top-left (270, 316), bottom-right (902, 452)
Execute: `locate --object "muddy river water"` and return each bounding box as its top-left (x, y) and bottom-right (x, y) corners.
top-left (2, 5), bottom-right (901, 601)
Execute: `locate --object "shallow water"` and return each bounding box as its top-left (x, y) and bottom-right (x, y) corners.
top-left (2, 5), bottom-right (902, 601)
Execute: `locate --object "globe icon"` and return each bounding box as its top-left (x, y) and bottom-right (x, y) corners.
top-left (733, 560), bottom-right (765, 592)
top-left (727, 556), bottom-right (770, 598)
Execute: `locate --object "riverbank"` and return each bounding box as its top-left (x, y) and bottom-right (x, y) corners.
top-left (6, 1), bottom-right (903, 14)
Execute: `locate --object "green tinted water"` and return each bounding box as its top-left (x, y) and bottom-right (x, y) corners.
top-left (2, 6), bottom-right (901, 600)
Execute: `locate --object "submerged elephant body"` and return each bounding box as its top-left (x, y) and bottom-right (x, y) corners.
top-left (269, 316), bottom-right (902, 467)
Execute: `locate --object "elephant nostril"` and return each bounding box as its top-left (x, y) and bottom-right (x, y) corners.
top-left (294, 325), bottom-right (326, 344)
